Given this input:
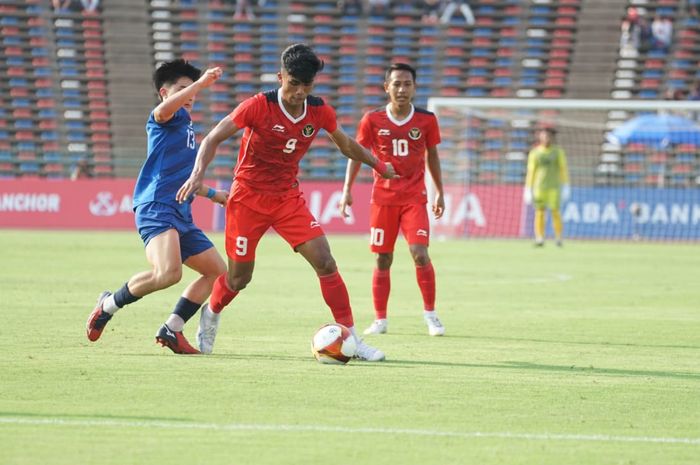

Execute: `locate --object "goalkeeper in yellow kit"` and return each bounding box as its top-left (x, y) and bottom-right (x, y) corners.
top-left (523, 128), bottom-right (570, 246)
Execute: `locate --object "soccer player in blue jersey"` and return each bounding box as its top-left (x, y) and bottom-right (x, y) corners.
top-left (85, 59), bottom-right (228, 354)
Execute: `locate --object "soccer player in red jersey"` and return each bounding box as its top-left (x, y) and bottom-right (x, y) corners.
top-left (339, 63), bottom-right (446, 336)
top-left (176, 44), bottom-right (397, 360)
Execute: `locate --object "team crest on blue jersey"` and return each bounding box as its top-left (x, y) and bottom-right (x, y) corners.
top-left (408, 127), bottom-right (421, 140)
top-left (302, 124), bottom-right (315, 137)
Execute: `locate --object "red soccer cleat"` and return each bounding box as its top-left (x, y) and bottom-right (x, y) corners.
top-left (155, 324), bottom-right (200, 355)
top-left (86, 291), bottom-right (113, 342)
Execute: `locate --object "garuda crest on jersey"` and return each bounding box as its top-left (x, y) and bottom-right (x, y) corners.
top-left (408, 127), bottom-right (421, 140)
top-left (302, 124), bottom-right (315, 137)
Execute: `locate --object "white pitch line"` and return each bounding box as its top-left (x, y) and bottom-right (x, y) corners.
top-left (0, 417), bottom-right (698, 445)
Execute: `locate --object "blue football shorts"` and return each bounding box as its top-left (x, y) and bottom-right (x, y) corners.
top-left (134, 202), bottom-right (214, 262)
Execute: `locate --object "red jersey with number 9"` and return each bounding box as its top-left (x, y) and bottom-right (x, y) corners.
top-left (229, 89), bottom-right (337, 193)
top-left (357, 104), bottom-right (441, 206)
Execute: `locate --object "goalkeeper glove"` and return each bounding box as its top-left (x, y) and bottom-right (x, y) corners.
top-left (523, 187), bottom-right (533, 205)
top-left (561, 184), bottom-right (571, 202)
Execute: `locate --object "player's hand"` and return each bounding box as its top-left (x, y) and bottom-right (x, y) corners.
top-left (211, 189), bottom-right (228, 207)
top-left (381, 162), bottom-right (399, 179)
top-left (198, 67), bottom-right (222, 88)
top-left (561, 184), bottom-right (571, 202)
top-left (176, 175), bottom-right (203, 204)
top-left (523, 187), bottom-right (533, 205)
top-left (339, 190), bottom-right (353, 218)
top-left (432, 191), bottom-right (445, 219)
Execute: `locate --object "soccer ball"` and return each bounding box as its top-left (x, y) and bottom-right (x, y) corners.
top-left (311, 323), bottom-right (357, 365)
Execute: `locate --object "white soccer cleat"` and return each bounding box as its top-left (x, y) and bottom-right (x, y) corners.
top-left (363, 319), bottom-right (388, 335)
top-left (424, 312), bottom-right (445, 336)
top-left (196, 304), bottom-right (220, 354)
top-left (354, 339), bottom-right (386, 362)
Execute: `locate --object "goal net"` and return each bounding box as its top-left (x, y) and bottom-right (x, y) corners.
top-left (426, 98), bottom-right (700, 241)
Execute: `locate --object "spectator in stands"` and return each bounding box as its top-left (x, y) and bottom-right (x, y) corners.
top-left (440, 0), bottom-right (475, 26)
top-left (688, 0), bottom-right (700, 18)
top-left (637, 16), bottom-right (653, 53)
top-left (620, 7), bottom-right (642, 56)
top-left (71, 158), bottom-right (92, 180)
top-left (234, 0), bottom-right (255, 20)
top-left (651, 15), bottom-right (673, 52)
top-left (687, 81), bottom-right (700, 101)
top-left (421, 0), bottom-right (441, 23)
top-left (523, 128), bottom-right (570, 247)
top-left (368, 0), bottom-right (391, 18)
top-left (338, 0), bottom-right (364, 16)
top-left (80, 0), bottom-right (100, 13)
top-left (52, 0), bottom-right (73, 13)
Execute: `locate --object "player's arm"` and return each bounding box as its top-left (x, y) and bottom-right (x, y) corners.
top-left (194, 183), bottom-right (228, 206)
top-left (327, 127), bottom-right (397, 179)
top-left (523, 149), bottom-right (535, 204)
top-left (153, 67), bottom-right (222, 124)
top-left (176, 116), bottom-right (240, 203)
top-left (558, 148), bottom-right (570, 185)
top-left (339, 159), bottom-right (362, 218)
top-left (426, 146), bottom-right (445, 219)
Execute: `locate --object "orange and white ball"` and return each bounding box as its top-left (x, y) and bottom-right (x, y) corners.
top-left (311, 323), bottom-right (357, 365)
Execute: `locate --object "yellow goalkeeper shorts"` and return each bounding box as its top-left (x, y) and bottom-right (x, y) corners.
top-left (533, 188), bottom-right (561, 210)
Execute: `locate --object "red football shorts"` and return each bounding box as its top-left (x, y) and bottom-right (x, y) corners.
top-left (224, 185), bottom-right (325, 262)
top-left (369, 203), bottom-right (430, 253)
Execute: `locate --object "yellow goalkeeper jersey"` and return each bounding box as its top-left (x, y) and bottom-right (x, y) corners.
top-left (525, 144), bottom-right (569, 191)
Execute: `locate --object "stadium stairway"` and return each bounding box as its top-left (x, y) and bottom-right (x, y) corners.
top-left (566, 0), bottom-right (625, 98)
top-left (101, 0), bottom-right (154, 176)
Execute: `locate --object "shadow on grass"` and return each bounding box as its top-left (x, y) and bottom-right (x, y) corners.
top-left (385, 332), bottom-right (700, 351)
top-left (123, 353), bottom-right (700, 380)
top-left (383, 359), bottom-right (700, 381)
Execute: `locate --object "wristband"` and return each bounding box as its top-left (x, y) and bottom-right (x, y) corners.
top-left (206, 187), bottom-right (216, 199)
top-left (373, 159), bottom-right (388, 176)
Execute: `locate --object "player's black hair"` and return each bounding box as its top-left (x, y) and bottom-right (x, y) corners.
top-left (539, 127), bottom-right (557, 136)
top-left (385, 63), bottom-right (417, 83)
top-left (280, 43), bottom-right (324, 84)
top-left (153, 59), bottom-right (201, 94)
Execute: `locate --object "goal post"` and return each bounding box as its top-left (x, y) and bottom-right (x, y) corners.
top-left (425, 98), bottom-right (700, 241)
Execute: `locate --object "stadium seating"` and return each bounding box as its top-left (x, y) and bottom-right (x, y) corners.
top-left (602, 0), bottom-right (699, 187)
top-left (0, 0), bottom-right (113, 178)
top-left (2, 0), bottom-right (697, 187)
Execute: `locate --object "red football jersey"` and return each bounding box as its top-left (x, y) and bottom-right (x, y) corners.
top-left (357, 104), bottom-right (441, 205)
top-left (229, 89), bottom-right (337, 192)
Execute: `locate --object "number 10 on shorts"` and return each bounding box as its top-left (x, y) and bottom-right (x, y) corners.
top-left (370, 227), bottom-right (385, 246)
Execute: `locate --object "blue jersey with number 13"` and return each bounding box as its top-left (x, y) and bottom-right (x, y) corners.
top-left (133, 107), bottom-right (197, 219)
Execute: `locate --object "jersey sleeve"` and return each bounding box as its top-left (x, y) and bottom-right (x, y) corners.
top-left (319, 104), bottom-right (338, 133)
top-left (149, 107), bottom-right (187, 127)
top-left (355, 113), bottom-right (372, 149)
top-left (229, 95), bottom-right (261, 130)
top-left (425, 114), bottom-right (441, 148)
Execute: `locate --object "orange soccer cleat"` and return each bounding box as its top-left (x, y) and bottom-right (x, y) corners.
top-left (155, 324), bottom-right (200, 355)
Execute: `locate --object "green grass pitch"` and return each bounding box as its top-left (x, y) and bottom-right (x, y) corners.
top-left (1, 230), bottom-right (698, 464)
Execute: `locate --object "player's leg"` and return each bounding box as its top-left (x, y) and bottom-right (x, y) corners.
top-left (533, 188), bottom-right (546, 246)
top-left (402, 203), bottom-right (444, 336)
top-left (534, 208), bottom-right (546, 246)
top-left (275, 195), bottom-right (384, 361)
top-left (296, 236), bottom-right (384, 362)
top-left (365, 204), bottom-right (400, 334)
top-left (548, 189), bottom-right (563, 246)
top-left (86, 228), bottom-right (182, 342)
top-left (196, 196), bottom-right (265, 353)
top-left (156, 231), bottom-right (227, 355)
